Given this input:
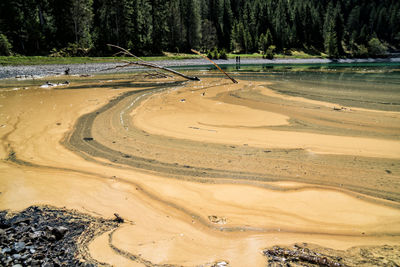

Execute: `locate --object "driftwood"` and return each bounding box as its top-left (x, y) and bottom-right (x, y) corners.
top-left (106, 44), bottom-right (200, 81)
top-left (191, 49), bottom-right (238, 84)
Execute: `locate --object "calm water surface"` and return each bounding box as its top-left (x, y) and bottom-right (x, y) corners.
top-left (1, 63), bottom-right (400, 111)
top-left (195, 63), bottom-right (400, 111)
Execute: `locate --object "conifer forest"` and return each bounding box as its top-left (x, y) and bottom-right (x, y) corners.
top-left (0, 0), bottom-right (399, 58)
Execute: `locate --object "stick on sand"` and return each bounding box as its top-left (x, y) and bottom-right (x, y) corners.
top-left (191, 49), bottom-right (238, 84)
top-left (106, 44), bottom-right (200, 81)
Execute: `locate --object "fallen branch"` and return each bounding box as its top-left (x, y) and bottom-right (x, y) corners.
top-left (106, 44), bottom-right (200, 81)
top-left (191, 49), bottom-right (238, 84)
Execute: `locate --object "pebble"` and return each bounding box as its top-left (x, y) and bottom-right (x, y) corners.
top-left (14, 241), bottom-right (26, 252)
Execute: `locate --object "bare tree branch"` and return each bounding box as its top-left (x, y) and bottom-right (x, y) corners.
top-left (191, 49), bottom-right (238, 84)
top-left (106, 44), bottom-right (200, 81)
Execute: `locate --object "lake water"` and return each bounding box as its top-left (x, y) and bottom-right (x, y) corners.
top-left (192, 62), bottom-right (400, 111)
top-left (1, 62), bottom-right (400, 111)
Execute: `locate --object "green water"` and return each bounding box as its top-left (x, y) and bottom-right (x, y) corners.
top-left (195, 63), bottom-right (400, 112)
top-left (1, 63), bottom-right (400, 111)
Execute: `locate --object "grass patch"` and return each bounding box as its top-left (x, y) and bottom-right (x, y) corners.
top-left (274, 50), bottom-right (328, 59)
top-left (227, 53), bottom-right (263, 59)
top-left (0, 53), bottom-right (199, 66)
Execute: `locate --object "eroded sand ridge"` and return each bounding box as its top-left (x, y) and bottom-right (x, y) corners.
top-left (1, 72), bottom-right (399, 266)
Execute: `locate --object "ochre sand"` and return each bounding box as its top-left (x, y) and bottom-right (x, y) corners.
top-left (0, 74), bottom-right (400, 266)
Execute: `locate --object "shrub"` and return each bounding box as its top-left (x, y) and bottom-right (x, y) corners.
top-left (49, 43), bottom-right (90, 57)
top-left (0, 34), bottom-right (12, 56)
top-left (206, 50), bottom-right (213, 59)
top-left (368, 38), bottom-right (387, 57)
top-left (219, 49), bottom-right (227, 60)
top-left (264, 45), bottom-right (276, 59)
top-left (212, 47), bottom-right (219, 60)
top-left (352, 44), bottom-right (369, 58)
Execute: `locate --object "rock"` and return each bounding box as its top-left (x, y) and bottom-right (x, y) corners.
top-left (12, 264), bottom-right (23, 267)
top-left (52, 226), bottom-right (68, 240)
top-left (2, 248), bottom-right (11, 254)
top-left (12, 253), bottom-right (21, 260)
top-left (31, 259), bottom-right (41, 266)
top-left (5, 256), bottom-right (13, 265)
top-left (213, 260), bottom-right (229, 267)
top-left (46, 234), bottom-right (56, 242)
top-left (13, 218), bottom-right (30, 225)
top-left (42, 262), bottom-right (54, 267)
top-left (21, 253), bottom-right (30, 260)
top-left (208, 215), bottom-right (227, 224)
top-left (33, 252), bottom-right (45, 260)
top-left (14, 241), bottom-right (26, 252)
top-left (29, 231), bottom-right (42, 239)
top-left (0, 205), bottom-right (120, 267)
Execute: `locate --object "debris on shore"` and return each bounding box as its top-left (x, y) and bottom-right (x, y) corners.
top-left (40, 81), bottom-right (69, 88)
top-left (263, 243), bottom-right (400, 267)
top-left (208, 215), bottom-right (227, 225)
top-left (0, 206), bottom-right (120, 267)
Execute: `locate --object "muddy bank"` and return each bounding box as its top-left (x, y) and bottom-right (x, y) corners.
top-left (0, 206), bottom-right (120, 267)
top-left (1, 73), bottom-right (399, 266)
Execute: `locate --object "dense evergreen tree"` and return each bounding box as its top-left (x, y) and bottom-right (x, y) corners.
top-left (71, 0), bottom-right (94, 48)
top-left (0, 0), bottom-right (399, 57)
top-left (186, 0), bottom-right (202, 49)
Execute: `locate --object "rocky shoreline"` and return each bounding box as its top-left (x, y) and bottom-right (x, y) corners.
top-left (0, 206), bottom-right (120, 267)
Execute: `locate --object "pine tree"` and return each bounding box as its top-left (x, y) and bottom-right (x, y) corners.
top-left (323, 2), bottom-right (343, 58)
top-left (186, 0), bottom-right (201, 50)
top-left (70, 0), bottom-right (94, 48)
top-left (151, 0), bottom-right (169, 54)
top-left (221, 0), bottom-right (233, 49)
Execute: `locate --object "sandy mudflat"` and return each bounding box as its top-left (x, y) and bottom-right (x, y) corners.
top-left (0, 72), bottom-right (399, 266)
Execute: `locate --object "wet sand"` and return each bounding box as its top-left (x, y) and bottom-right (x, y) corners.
top-left (0, 73), bottom-right (400, 266)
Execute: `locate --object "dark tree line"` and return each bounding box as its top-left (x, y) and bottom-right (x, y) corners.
top-left (0, 0), bottom-right (399, 57)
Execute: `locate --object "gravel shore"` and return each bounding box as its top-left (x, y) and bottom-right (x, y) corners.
top-left (1, 57), bottom-right (399, 79)
top-left (0, 206), bottom-right (120, 267)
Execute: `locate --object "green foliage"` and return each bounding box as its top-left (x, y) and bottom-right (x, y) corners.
top-left (49, 43), bottom-right (91, 57)
top-left (206, 47), bottom-right (227, 60)
top-left (258, 29), bottom-right (273, 54)
top-left (0, 34), bottom-right (12, 56)
top-left (186, 0), bottom-right (202, 50)
top-left (368, 38), bottom-right (388, 57)
top-left (264, 45), bottom-right (276, 59)
top-left (352, 44), bottom-right (369, 58)
top-left (323, 2), bottom-right (344, 58)
top-left (212, 47), bottom-right (219, 59)
top-left (71, 0), bottom-right (94, 48)
top-left (201, 19), bottom-right (218, 50)
top-left (0, 0), bottom-right (399, 57)
top-left (219, 48), bottom-right (227, 59)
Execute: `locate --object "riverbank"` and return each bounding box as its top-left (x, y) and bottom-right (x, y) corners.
top-left (1, 56), bottom-right (399, 80)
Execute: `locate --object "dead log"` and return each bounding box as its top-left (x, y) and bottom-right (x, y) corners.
top-left (191, 49), bottom-right (238, 84)
top-left (106, 44), bottom-right (200, 81)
